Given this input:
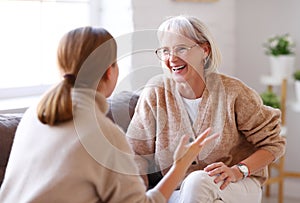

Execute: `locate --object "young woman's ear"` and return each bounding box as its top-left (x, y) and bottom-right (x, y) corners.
top-left (104, 65), bottom-right (113, 80)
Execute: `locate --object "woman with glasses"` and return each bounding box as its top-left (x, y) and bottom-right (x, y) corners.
top-left (126, 15), bottom-right (286, 203)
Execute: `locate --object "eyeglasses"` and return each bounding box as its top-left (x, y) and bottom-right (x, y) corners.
top-left (155, 44), bottom-right (198, 61)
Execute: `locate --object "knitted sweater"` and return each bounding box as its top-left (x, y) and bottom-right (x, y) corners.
top-left (0, 88), bottom-right (165, 203)
top-left (126, 73), bottom-right (286, 186)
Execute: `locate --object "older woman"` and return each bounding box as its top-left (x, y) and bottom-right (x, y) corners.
top-left (127, 15), bottom-right (286, 203)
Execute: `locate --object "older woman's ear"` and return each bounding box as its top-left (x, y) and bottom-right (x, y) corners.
top-left (200, 42), bottom-right (211, 58)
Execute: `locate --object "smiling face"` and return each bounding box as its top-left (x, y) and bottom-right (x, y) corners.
top-left (159, 31), bottom-right (209, 85)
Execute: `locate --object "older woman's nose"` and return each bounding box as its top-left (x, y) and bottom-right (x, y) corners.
top-left (169, 52), bottom-right (179, 61)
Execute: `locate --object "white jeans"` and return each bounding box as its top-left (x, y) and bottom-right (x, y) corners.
top-left (168, 170), bottom-right (262, 203)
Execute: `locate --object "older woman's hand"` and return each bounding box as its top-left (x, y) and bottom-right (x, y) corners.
top-left (204, 162), bottom-right (241, 190)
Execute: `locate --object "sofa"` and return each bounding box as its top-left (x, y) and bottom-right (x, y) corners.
top-left (0, 113), bottom-right (22, 187)
top-left (0, 91), bottom-right (145, 188)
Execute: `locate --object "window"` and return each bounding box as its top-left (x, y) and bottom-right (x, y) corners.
top-left (0, 0), bottom-right (134, 112)
top-left (0, 0), bottom-right (90, 97)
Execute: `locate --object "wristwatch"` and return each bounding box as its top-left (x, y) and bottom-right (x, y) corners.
top-left (236, 163), bottom-right (249, 179)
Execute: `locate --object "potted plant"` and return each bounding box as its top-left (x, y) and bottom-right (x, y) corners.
top-left (260, 90), bottom-right (281, 109)
top-left (293, 69), bottom-right (300, 103)
top-left (263, 33), bottom-right (295, 81)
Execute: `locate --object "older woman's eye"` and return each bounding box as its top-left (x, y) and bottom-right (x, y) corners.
top-left (161, 48), bottom-right (170, 54)
top-left (175, 46), bottom-right (188, 54)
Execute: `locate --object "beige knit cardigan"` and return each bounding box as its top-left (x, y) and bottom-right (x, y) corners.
top-left (126, 72), bottom-right (286, 186)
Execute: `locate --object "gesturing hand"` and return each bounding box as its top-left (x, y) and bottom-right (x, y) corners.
top-left (173, 128), bottom-right (219, 171)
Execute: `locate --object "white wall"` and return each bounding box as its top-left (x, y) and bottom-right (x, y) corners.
top-left (90, 0), bottom-right (135, 93)
top-left (236, 0), bottom-right (300, 91)
top-left (130, 0), bottom-right (236, 90)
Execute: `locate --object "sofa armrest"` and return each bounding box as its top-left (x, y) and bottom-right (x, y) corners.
top-left (0, 114), bottom-right (22, 187)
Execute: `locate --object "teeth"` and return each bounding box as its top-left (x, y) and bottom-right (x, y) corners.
top-left (172, 65), bottom-right (185, 71)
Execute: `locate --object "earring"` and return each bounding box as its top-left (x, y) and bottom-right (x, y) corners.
top-left (204, 56), bottom-right (209, 66)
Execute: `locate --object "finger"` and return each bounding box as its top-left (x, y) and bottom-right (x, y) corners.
top-left (173, 135), bottom-right (189, 161)
top-left (220, 178), bottom-right (232, 190)
top-left (204, 162), bottom-right (223, 172)
top-left (213, 172), bottom-right (227, 183)
top-left (201, 133), bottom-right (219, 146)
top-left (193, 127), bottom-right (211, 145)
top-left (208, 167), bottom-right (223, 177)
top-left (179, 134), bottom-right (189, 147)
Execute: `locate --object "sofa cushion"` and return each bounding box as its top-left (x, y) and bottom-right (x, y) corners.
top-left (107, 91), bottom-right (139, 132)
top-left (0, 113), bottom-right (22, 187)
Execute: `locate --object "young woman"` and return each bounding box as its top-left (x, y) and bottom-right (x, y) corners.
top-left (0, 26), bottom-right (217, 203)
top-left (126, 15), bottom-right (286, 203)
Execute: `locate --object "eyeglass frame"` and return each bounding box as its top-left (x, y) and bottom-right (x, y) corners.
top-left (155, 43), bottom-right (199, 61)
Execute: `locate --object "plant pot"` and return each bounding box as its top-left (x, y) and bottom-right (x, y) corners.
top-left (295, 80), bottom-right (300, 103)
top-left (269, 55), bottom-right (295, 81)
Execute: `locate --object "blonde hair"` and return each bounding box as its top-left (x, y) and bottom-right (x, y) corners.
top-left (37, 27), bottom-right (116, 126)
top-left (157, 15), bottom-right (221, 74)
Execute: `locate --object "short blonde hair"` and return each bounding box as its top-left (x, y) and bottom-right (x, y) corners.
top-left (157, 15), bottom-right (221, 74)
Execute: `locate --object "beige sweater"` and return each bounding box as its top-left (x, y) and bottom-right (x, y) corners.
top-left (126, 73), bottom-right (286, 186)
top-left (0, 88), bottom-right (165, 203)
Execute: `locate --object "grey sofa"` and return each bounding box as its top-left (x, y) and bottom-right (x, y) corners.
top-left (0, 113), bottom-right (22, 186)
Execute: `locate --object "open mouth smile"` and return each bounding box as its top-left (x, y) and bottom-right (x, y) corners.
top-left (172, 65), bottom-right (186, 72)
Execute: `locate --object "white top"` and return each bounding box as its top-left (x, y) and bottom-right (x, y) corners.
top-left (182, 97), bottom-right (202, 124)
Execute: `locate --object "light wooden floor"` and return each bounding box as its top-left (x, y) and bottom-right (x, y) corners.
top-left (261, 179), bottom-right (300, 203)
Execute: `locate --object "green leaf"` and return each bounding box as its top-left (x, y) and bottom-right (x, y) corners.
top-left (293, 70), bottom-right (300, 80)
top-left (260, 90), bottom-right (280, 108)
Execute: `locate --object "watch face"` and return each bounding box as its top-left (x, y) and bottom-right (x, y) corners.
top-left (237, 164), bottom-right (249, 178)
top-left (240, 165), bottom-right (248, 172)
